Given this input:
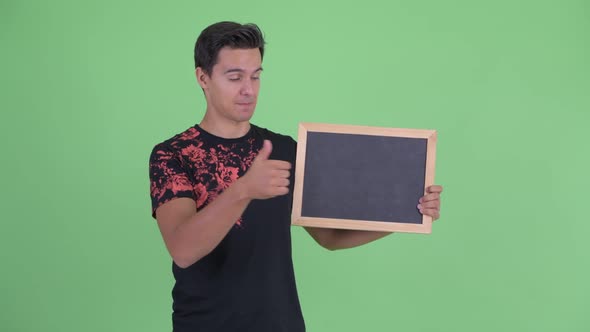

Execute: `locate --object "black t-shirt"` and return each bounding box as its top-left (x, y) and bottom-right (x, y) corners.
top-left (149, 124), bottom-right (305, 332)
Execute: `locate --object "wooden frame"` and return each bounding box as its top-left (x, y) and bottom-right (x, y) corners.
top-left (291, 122), bottom-right (437, 234)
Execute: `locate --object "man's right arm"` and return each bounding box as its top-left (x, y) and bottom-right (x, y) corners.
top-left (155, 181), bottom-right (251, 268)
top-left (154, 140), bottom-right (290, 268)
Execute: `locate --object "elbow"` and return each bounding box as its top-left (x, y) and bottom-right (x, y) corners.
top-left (318, 239), bottom-right (341, 251)
top-left (170, 248), bottom-right (211, 269)
top-left (323, 244), bottom-right (344, 251)
top-left (173, 257), bottom-right (196, 269)
top-left (313, 229), bottom-right (343, 251)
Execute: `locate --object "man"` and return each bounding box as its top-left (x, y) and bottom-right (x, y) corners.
top-left (149, 21), bottom-right (443, 332)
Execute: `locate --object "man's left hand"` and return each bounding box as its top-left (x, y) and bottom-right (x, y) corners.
top-left (418, 185), bottom-right (443, 221)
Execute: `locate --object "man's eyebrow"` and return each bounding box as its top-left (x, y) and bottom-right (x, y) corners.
top-left (224, 67), bottom-right (263, 74)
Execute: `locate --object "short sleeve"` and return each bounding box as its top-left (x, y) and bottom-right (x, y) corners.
top-left (149, 144), bottom-right (195, 218)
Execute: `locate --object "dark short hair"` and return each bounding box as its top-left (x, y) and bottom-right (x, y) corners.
top-left (194, 21), bottom-right (265, 75)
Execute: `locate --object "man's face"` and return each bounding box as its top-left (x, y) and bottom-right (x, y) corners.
top-left (198, 47), bottom-right (262, 124)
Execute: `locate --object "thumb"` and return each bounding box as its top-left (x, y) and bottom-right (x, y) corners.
top-left (255, 140), bottom-right (272, 161)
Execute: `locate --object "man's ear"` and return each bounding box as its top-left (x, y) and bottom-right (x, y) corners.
top-left (195, 67), bottom-right (209, 90)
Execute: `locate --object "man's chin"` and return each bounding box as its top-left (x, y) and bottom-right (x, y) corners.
top-left (235, 105), bottom-right (255, 116)
top-left (234, 109), bottom-right (255, 122)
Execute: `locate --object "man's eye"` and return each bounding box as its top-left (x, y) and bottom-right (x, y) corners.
top-left (252, 76), bottom-right (260, 80)
top-left (229, 77), bottom-right (241, 81)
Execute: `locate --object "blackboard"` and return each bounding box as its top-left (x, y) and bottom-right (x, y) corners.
top-left (291, 123), bottom-right (437, 234)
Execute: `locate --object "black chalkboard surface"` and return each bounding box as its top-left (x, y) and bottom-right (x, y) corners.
top-left (291, 123), bottom-right (437, 234)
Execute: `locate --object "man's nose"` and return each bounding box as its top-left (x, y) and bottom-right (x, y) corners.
top-left (240, 79), bottom-right (254, 95)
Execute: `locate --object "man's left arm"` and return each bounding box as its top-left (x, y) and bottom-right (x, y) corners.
top-left (305, 185), bottom-right (443, 250)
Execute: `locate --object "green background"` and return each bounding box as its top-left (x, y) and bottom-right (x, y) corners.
top-left (2, 0), bottom-right (589, 331)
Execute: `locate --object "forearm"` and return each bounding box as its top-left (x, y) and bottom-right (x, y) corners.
top-left (307, 227), bottom-right (392, 250)
top-left (329, 229), bottom-right (392, 250)
top-left (170, 180), bottom-right (251, 267)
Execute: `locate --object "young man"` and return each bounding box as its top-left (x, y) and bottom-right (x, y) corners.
top-left (149, 21), bottom-right (443, 332)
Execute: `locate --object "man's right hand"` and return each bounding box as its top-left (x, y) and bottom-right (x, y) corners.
top-left (238, 139), bottom-right (292, 200)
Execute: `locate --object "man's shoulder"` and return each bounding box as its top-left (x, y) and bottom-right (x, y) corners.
top-left (149, 124), bottom-right (202, 159)
top-left (153, 124), bottom-right (202, 149)
top-left (250, 124), bottom-right (297, 163)
top-left (251, 124), bottom-right (296, 145)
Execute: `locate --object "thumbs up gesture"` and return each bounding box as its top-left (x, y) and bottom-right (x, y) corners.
top-left (239, 140), bottom-right (292, 200)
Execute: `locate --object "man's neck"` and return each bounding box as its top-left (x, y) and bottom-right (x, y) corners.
top-left (199, 114), bottom-right (251, 139)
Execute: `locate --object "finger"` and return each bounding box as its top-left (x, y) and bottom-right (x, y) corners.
top-left (268, 160), bottom-right (292, 170)
top-left (427, 185), bottom-right (443, 193)
top-left (255, 140), bottom-right (273, 161)
top-left (272, 170), bottom-right (291, 179)
top-left (418, 200), bottom-right (440, 210)
top-left (420, 208), bottom-right (440, 220)
top-left (272, 186), bottom-right (289, 196)
top-left (271, 178), bottom-right (290, 187)
top-left (419, 193), bottom-right (440, 203)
